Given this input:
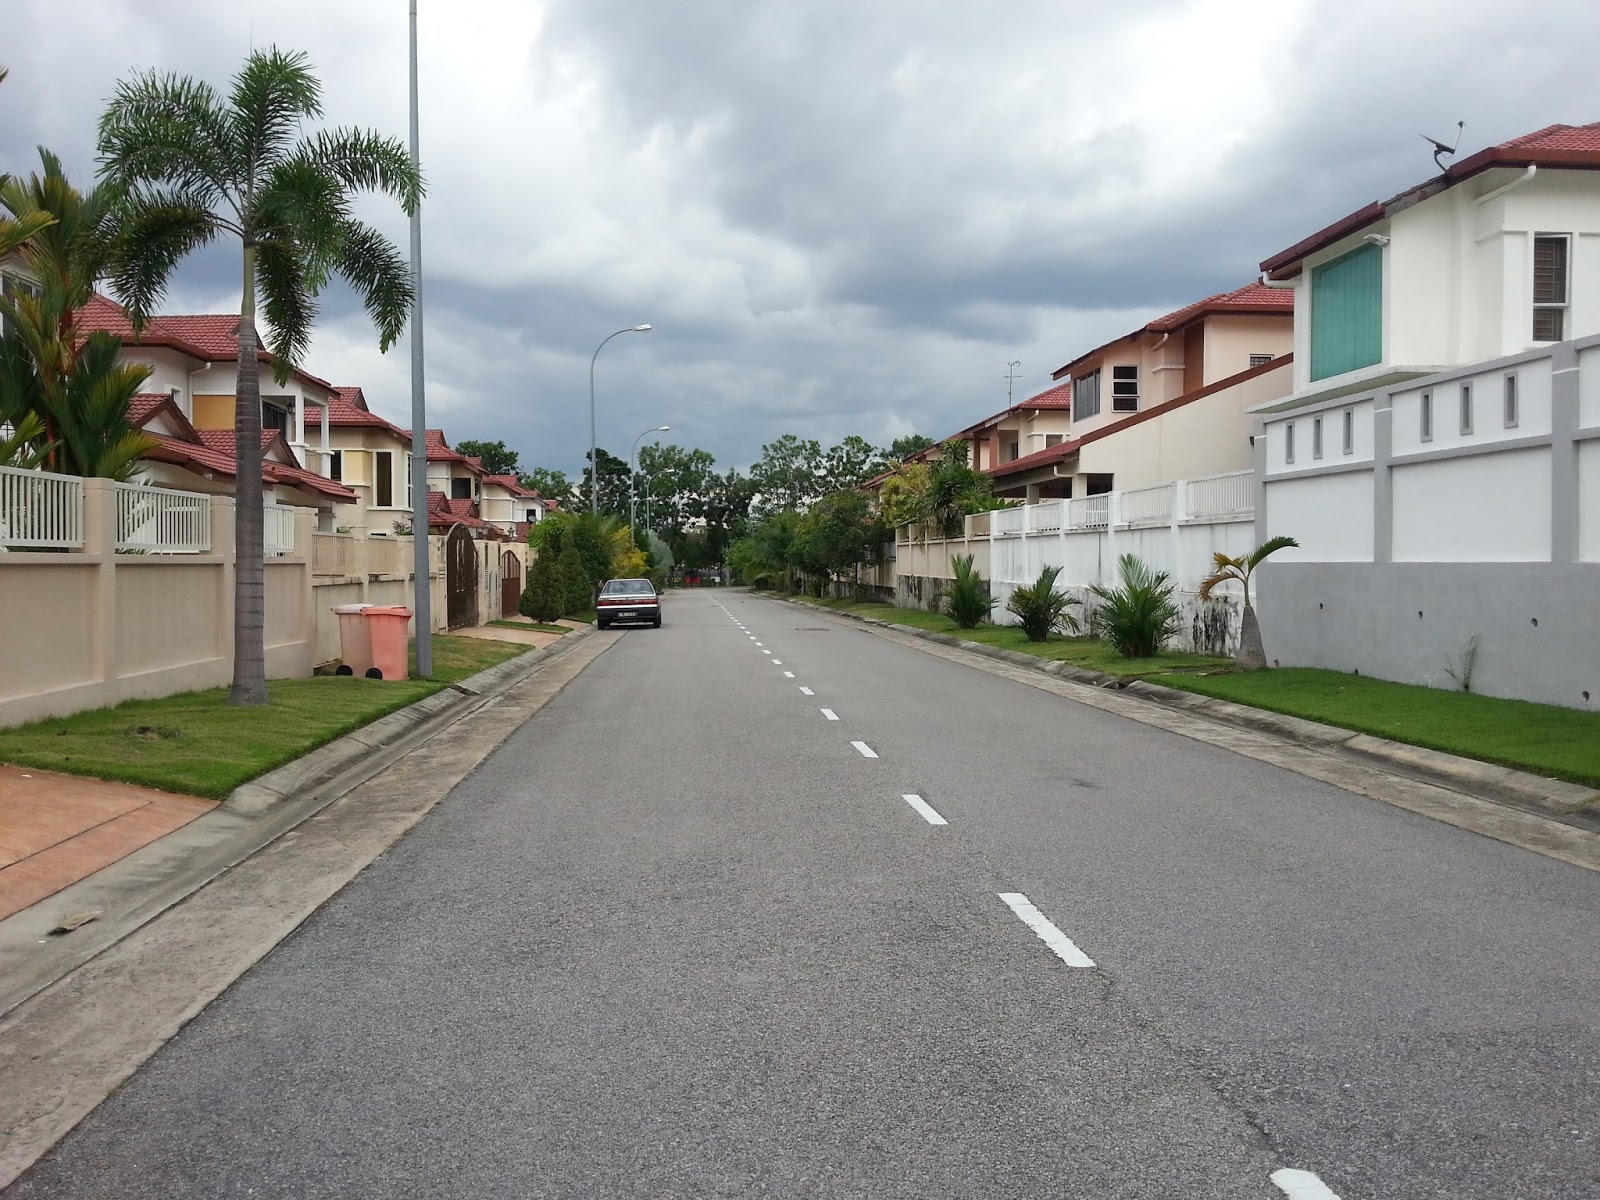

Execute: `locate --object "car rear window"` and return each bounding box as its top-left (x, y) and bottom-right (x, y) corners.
top-left (602, 579), bottom-right (655, 595)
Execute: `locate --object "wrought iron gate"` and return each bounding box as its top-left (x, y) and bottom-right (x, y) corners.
top-left (445, 525), bottom-right (479, 628)
top-left (501, 550), bottom-right (522, 618)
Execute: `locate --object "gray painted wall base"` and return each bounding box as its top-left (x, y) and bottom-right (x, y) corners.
top-left (1258, 563), bottom-right (1600, 710)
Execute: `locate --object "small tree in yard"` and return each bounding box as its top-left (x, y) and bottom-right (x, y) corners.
top-left (557, 537), bottom-right (593, 617)
top-left (943, 554), bottom-right (995, 629)
top-left (1006, 564), bottom-right (1080, 642)
top-left (1090, 554), bottom-right (1180, 658)
top-left (1198, 536), bottom-right (1299, 670)
top-left (518, 556), bottom-right (563, 623)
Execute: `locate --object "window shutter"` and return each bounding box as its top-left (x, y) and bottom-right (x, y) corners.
top-left (1310, 244), bottom-right (1383, 381)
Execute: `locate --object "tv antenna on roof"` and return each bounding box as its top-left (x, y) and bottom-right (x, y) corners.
top-left (1421, 121), bottom-right (1465, 172)
top-left (999, 360), bottom-right (1022, 406)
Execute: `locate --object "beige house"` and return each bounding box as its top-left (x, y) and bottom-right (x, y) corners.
top-left (327, 386), bottom-right (417, 534)
top-left (480, 473), bottom-right (546, 538)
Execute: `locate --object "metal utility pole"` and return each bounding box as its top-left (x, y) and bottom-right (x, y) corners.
top-left (589, 325), bottom-right (652, 513)
top-left (407, 0), bottom-right (433, 676)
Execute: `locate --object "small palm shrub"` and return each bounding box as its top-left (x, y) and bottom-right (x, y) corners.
top-left (943, 554), bottom-right (995, 629)
top-left (1005, 564), bottom-right (1080, 642)
top-left (1089, 553), bottom-right (1181, 658)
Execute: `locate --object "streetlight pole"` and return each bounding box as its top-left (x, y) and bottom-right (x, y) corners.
top-left (407, 0), bottom-right (433, 677)
top-left (630, 425), bottom-right (670, 544)
top-left (589, 324), bottom-right (652, 513)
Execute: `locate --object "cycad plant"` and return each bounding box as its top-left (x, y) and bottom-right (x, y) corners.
top-left (943, 553), bottom-right (995, 629)
top-left (1089, 553), bottom-right (1180, 658)
top-left (1005, 564), bottom-right (1080, 642)
top-left (98, 47), bottom-right (422, 704)
top-left (1198, 535), bottom-right (1299, 669)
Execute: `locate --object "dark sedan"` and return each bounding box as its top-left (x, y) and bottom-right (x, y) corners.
top-left (596, 578), bottom-right (661, 628)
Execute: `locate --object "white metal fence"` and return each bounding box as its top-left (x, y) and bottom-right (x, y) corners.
top-left (0, 466), bottom-right (84, 549)
top-left (1185, 469), bottom-right (1254, 522)
top-left (1066, 493), bottom-right (1110, 530)
top-left (264, 504), bottom-right (297, 555)
top-left (1117, 483), bottom-right (1174, 528)
top-left (115, 482), bottom-right (212, 553)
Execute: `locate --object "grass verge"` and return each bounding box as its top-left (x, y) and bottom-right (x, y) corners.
top-left (792, 596), bottom-right (1233, 677)
top-left (0, 635), bottom-right (532, 800)
top-left (1153, 668), bottom-right (1600, 789)
top-left (488, 620), bottom-right (568, 634)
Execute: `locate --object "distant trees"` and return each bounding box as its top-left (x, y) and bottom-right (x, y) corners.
top-left (453, 438), bottom-right (519, 476)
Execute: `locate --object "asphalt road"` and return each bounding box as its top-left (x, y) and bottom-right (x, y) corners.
top-left (10, 591), bottom-right (1598, 1199)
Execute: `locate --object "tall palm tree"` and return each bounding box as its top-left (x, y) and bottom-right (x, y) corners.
top-left (98, 47), bottom-right (422, 705)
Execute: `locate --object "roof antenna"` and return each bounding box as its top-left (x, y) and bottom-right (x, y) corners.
top-left (999, 360), bottom-right (1021, 406)
top-left (1421, 121), bottom-right (1464, 172)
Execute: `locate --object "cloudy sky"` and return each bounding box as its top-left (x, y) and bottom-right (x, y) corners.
top-left (5, 0), bottom-right (1599, 475)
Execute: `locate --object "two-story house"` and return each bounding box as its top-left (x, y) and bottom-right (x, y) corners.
top-left (987, 282), bottom-right (1294, 500)
top-left (479, 474), bottom-right (546, 538)
top-left (326, 387), bottom-right (417, 535)
top-left (1251, 122), bottom-right (1600, 708)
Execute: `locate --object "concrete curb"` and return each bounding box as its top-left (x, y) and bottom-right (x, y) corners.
top-left (763, 595), bottom-right (1600, 826)
top-left (0, 627), bottom-right (597, 1019)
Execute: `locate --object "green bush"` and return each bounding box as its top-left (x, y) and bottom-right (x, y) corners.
top-left (1089, 553), bottom-right (1181, 658)
top-left (942, 554), bottom-right (995, 629)
top-left (518, 556), bottom-right (563, 622)
top-left (557, 538), bottom-right (593, 617)
top-left (1005, 564), bottom-right (1080, 642)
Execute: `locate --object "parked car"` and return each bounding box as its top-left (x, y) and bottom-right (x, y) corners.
top-left (596, 578), bottom-right (661, 629)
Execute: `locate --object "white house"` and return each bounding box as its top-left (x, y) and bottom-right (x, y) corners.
top-left (1251, 123), bottom-right (1600, 709)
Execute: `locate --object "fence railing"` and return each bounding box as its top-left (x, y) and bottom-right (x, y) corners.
top-left (312, 532), bottom-right (356, 575)
top-left (0, 466), bottom-right (84, 549)
top-left (992, 506), bottom-right (1025, 535)
top-left (264, 504), bottom-right (297, 555)
top-left (1185, 469), bottom-right (1254, 522)
top-left (115, 482), bottom-right (211, 553)
top-left (1066, 493), bottom-right (1110, 530)
top-left (1117, 483), bottom-right (1175, 528)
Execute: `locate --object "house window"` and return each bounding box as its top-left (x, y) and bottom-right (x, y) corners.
top-left (1312, 416), bottom-right (1324, 460)
top-left (1044, 433), bottom-right (1063, 448)
top-left (328, 450), bottom-right (343, 481)
top-left (451, 477), bottom-right (472, 501)
top-left (0, 271), bottom-right (42, 338)
top-left (1111, 365), bottom-right (1139, 412)
top-left (1342, 409), bottom-right (1354, 455)
top-left (1532, 234), bottom-right (1569, 342)
top-left (374, 451), bottom-right (394, 507)
top-left (1310, 242), bottom-right (1383, 381)
top-left (1249, 353), bottom-right (1275, 369)
top-left (261, 396), bottom-right (293, 434)
top-left (1459, 383), bottom-right (1473, 435)
top-left (1420, 391), bottom-right (1433, 443)
top-left (1073, 369), bottom-right (1101, 420)
top-left (1504, 373), bottom-right (1519, 428)
top-left (1285, 422), bottom-right (1296, 464)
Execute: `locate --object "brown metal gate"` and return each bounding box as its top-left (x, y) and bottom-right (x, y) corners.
top-left (445, 525), bottom-right (479, 628)
top-left (501, 550), bottom-right (522, 618)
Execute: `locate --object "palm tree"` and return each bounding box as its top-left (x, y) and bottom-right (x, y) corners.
top-left (1198, 535), bottom-right (1299, 670)
top-left (0, 151), bottom-right (156, 479)
top-left (98, 47), bottom-right (422, 704)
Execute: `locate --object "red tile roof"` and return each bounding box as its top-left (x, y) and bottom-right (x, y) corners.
top-left (76, 293), bottom-right (336, 391)
top-left (1262, 121), bottom-right (1600, 278)
top-left (402, 429), bottom-right (485, 472)
top-left (482, 473), bottom-right (537, 497)
top-left (127, 394), bottom-right (171, 426)
top-left (1021, 380), bottom-right (1072, 409)
top-left (1051, 282), bottom-right (1293, 379)
top-left (328, 386), bottom-right (411, 439)
top-left (424, 489), bottom-right (503, 535)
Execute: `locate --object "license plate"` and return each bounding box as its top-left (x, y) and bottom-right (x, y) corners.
top-left (617, 610), bottom-right (637, 619)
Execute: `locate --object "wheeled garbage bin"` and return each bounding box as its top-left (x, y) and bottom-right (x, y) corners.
top-left (332, 604), bottom-right (376, 676)
top-left (364, 605), bottom-right (414, 680)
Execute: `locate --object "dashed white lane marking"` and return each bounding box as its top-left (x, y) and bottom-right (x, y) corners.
top-left (1271, 1169), bottom-right (1341, 1199)
top-left (771, 660), bottom-right (783, 665)
top-left (798, 686), bottom-right (814, 695)
top-left (754, 641), bottom-right (763, 646)
top-left (820, 708), bottom-right (839, 720)
top-left (783, 671), bottom-right (795, 678)
top-left (901, 794), bottom-right (947, 825)
top-left (763, 650), bottom-right (772, 655)
top-left (997, 893), bottom-right (1095, 968)
top-left (851, 741), bottom-right (878, 758)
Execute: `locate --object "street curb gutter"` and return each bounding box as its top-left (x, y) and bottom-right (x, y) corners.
top-left (0, 628), bottom-right (597, 1021)
top-left (760, 595), bottom-right (1600, 831)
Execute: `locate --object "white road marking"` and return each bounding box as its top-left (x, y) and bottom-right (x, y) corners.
top-left (1271, 1169), bottom-right (1342, 1199)
top-left (763, 650), bottom-right (772, 655)
top-left (754, 641), bottom-right (763, 646)
top-left (798, 686), bottom-right (814, 695)
top-left (783, 671), bottom-right (795, 678)
top-left (820, 708), bottom-right (839, 720)
top-left (772, 660), bottom-right (782, 665)
top-left (902, 794), bottom-right (947, 825)
top-left (851, 741), bottom-right (878, 758)
top-left (997, 893), bottom-right (1095, 968)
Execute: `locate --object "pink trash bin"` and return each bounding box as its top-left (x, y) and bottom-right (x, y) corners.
top-left (332, 604), bottom-right (374, 676)
top-left (363, 606), bottom-right (414, 680)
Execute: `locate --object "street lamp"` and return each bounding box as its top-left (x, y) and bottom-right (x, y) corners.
top-left (630, 425), bottom-right (670, 543)
top-left (589, 324), bottom-right (652, 513)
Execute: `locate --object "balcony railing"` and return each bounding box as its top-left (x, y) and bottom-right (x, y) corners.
top-left (115, 482), bottom-right (212, 553)
top-left (264, 504), bottom-right (297, 555)
top-left (0, 466), bottom-right (84, 549)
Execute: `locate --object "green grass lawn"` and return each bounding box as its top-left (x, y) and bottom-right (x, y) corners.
top-left (0, 635), bottom-right (531, 800)
top-left (1154, 668), bottom-right (1600, 789)
top-left (488, 619), bottom-right (568, 634)
top-left (794, 596), bottom-right (1233, 676)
